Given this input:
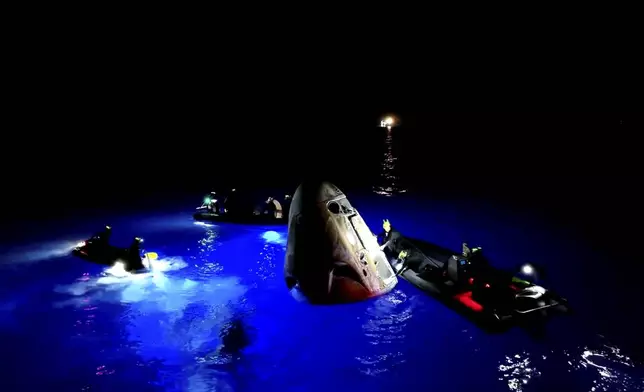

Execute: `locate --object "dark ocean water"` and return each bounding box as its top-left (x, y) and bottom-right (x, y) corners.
top-left (1, 123), bottom-right (642, 391)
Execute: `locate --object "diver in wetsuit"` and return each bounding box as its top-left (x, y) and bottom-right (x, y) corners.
top-left (91, 225), bottom-right (112, 246)
top-left (378, 219), bottom-right (403, 256)
top-left (126, 237), bottom-right (145, 271)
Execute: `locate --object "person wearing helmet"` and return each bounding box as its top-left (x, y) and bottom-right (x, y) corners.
top-left (378, 219), bottom-right (403, 256)
top-left (91, 225), bottom-right (112, 247)
top-left (205, 192), bottom-right (221, 214)
top-left (126, 237), bottom-right (145, 271)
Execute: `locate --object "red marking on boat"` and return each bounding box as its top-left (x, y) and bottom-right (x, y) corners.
top-left (453, 291), bottom-right (483, 312)
top-left (468, 277), bottom-right (474, 285)
top-left (509, 284), bottom-right (519, 291)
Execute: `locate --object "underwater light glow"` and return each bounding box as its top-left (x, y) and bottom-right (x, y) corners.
top-left (262, 231), bottom-right (281, 243)
top-left (194, 221), bottom-right (215, 228)
top-left (106, 262), bottom-right (131, 278)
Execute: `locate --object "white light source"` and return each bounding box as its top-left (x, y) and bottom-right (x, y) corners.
top-left (76, 241), bottom-right (86, 248)
top-left (106, 261), bottom-right (131, 278)
top-left (380, 117), bottom-right (395, 128)
top-left (521, 264), bottom-right (534, 275)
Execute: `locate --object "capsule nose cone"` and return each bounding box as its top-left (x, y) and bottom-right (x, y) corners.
top-left (284, 181), bottom-right (397, 304)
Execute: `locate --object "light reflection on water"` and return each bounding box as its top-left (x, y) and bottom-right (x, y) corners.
top-left (373, 129), bottom-right (408, 197)
top-left (2, 214), bottom-right (643, 391)
top-left (191, 224), bottom-right (224, 276)
top-left (499, 351), bottom-right (542, 391)
top-left (357, 289), bottom-right (413, 376)
top-left (497, 340), bottom-right (643, 392)
top-left (356, 287), bottom-right (644, 392)
top-left (250, 242), bottom-right (281, 283)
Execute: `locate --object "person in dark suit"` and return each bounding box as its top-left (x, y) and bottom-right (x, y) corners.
top-left (378, 219), bottom-right (403, 256)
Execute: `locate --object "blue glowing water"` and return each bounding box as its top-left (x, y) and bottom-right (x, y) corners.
top-left (0, 194), bottom-right (642, 392)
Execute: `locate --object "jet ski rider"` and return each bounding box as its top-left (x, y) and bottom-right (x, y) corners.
top-left (91, 225), bottom-right (112, 246)
top-left (126, 237), bottom-right (145, 271)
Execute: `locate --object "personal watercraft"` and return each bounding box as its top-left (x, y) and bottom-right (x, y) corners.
top-left (193, 191), bottom-right (289, 225)
top-left (388, 237), bottom-right (570, 327)
top-left (72, 230), bottom-right (151, 273)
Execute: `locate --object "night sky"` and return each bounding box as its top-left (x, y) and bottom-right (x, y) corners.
top-left (5, 112), bottom-right (639, 188)
top-left (3, 110), bottom-right (641, 233)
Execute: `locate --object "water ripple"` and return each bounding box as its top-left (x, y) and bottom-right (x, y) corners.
top-left (357, 290), bottom-right (414, 375)
top-left (191, 226), bottom-right (224, 277)
top-left (361, 290), bottom-right (413, 345)
top-left (570, 342), bottom-right (643, 392)
top-left (373, 129), bottom-right (408, 197)
top-left (249, 242), bottom-right (281, 282)
top-left (498, 337), bottom-right (643, 392)
top-left (498, 351), bottom-right (541, 391)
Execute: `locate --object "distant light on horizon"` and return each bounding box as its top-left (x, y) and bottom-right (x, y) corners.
top-left (380, 116), bottom-right (396, 128)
